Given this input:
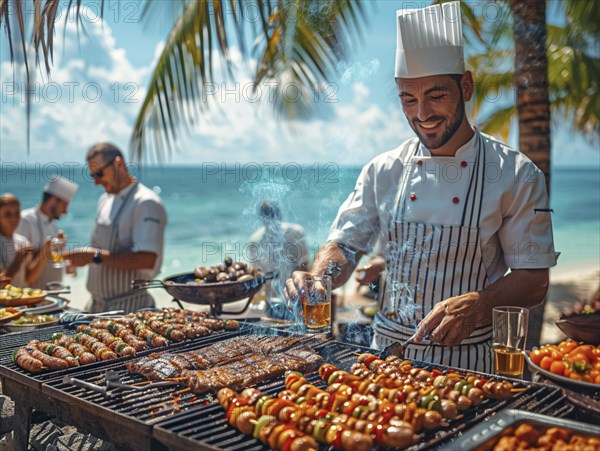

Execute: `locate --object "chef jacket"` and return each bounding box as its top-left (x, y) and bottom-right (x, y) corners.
top-left (328, 131), bottom-right (557, 317)
top-left (17, 208), bottom-right (62, 289)
top-left (87, 183), bottom-right (167, 301)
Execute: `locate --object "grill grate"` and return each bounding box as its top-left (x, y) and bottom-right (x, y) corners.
top-left (40, 329), bottom-right (325, 424)
top-left (153, 338), bottom-right (572, 451)
top-left (0, 321), bottom-right (255, 383)
top-left (1, 324), bottom-right (573, 450)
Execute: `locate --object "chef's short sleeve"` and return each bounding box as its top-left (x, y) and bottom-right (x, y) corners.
top-left (132, 199), bottom-right (167, 254)
top-left (327, 162), bottom-right (380, 254)
top-left (498, 162), bottom-right (557, 269)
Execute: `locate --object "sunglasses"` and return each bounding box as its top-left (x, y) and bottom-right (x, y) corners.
top-left (90, 158), bottom-right (116, 179)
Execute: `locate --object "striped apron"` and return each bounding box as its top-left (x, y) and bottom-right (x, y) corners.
top-left (372, 133), bottom-right (494, 373)
top-left (87, 184), bottom-right (155, 314)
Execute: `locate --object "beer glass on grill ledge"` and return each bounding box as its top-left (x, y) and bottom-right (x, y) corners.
top-left (492, 306), bottom-right (529, 378)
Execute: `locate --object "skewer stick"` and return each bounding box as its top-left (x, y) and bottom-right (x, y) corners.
top-left (173, 387), bottom-right (191, 395)
top-left (511, 387), bottom-right (527, 393)
top-left (131, 381), bottom-right (152, 386)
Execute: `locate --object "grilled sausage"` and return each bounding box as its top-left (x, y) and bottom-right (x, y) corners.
top-left (53, 334), bottom-right (97, 365)
top-left (14, 347), bottom-right (45, 373)
top-left (30, 340), bottom-right (79, 367)
top-left (23, 345), bottom-right (69, 370)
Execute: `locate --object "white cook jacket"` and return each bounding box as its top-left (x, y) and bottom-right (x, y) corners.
top-left (328, 131), bottom-right (557, 291)
top-left (17, 208), bottom-right (62, 289)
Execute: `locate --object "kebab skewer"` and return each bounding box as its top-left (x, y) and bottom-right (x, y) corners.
top-left (284, 373), bottom-right (445, 430)
top-left (218, 386), bottom-right (420, 450)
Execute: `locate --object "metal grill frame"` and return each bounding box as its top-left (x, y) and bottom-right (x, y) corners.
top-left (0, 323), bottom-right (573, 451)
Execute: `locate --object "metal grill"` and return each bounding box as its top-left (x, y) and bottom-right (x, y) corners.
top-left (0, 322), bottom-right (244, 383)
top-left (41, 329), bottom-right (324, 424)
top-left (152, 338), bottom-right (572, 451)
top-left (0, 323), bottom-right (573, 450)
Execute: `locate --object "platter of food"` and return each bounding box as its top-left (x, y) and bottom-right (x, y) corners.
top-left (0, 285), bottom-right (47, 307)
top-left (0, 307), bottom-right (22, 325)
top-left (450, 408), bottom-right (600, 450)
top-left (2, 314), bottom-right (59, 333)
top-left (556, 306), bottom-right (600, 344)
top-left (524, 340), bottom-right (600, 389)
top-left (16, 296), bottom-right (69, 314)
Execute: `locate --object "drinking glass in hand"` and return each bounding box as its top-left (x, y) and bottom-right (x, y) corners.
top-left (50, 236), bottom-right (66, 269)
top-left (301, 275), bottom-right (332, 334)
top-left (492, 306), bottom-right (529, 377)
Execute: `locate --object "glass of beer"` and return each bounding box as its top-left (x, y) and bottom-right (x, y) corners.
top-left (492, 306), bottom-right (529, 378)
top-left (301, 275), bottom-right (332, 334)
top-left (50, 236), bottom-right (66, 269)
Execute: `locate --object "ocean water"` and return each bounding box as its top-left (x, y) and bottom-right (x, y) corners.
top-left (1, 165), bottom-right (598, 278)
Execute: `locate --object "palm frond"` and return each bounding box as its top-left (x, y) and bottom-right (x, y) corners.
top-left (478, 105), bottom-right (516, 143)
top-left (132, 0), bottom-right (368, 161)
top-left (469, 69), bottom-right (514, 120)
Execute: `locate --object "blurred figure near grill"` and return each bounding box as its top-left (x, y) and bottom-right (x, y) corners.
top-left (248, 200), bottom-right (309, 314)
top-left (64, 142), bottom-right (167, 313)
top-left (16, 177), bottom-right (79, 289)
top-left (0, 193), bottom-right (50, 288)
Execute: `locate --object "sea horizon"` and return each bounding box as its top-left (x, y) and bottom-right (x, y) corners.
top-left (1, 165), bottom-right (598, 278)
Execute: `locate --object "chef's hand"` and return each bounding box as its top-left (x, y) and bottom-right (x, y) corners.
top-left (15, 243), bottom-right (35, 262)
top-left (355, 257), bottom-right (385, 286)
top-left (414, 293), bottom-right (484, 347)
top-left (284, 271), bottom-right (315, 311)
top-left (62, 247), bottom-right (95, 268)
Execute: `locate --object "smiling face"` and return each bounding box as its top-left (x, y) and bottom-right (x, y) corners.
top-left (397, 72), bottom-right (474, 155)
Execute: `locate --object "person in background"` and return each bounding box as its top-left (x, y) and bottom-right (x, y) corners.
top-left (17, 177), bottom-right (79, 289)
top-left (285, 2), bottom-right (556, 373)
top-left (249, 200), bottom-right (309, 302)
top-left (64, 142), bottom-right (167, 313)
top-left (0, 194), bottom-right (50, 288)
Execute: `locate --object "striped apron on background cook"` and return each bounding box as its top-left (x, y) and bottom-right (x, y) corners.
top-left (87, 183), bottom-right (155, 314)
top-left (372, 133), bottom-right (494, 373)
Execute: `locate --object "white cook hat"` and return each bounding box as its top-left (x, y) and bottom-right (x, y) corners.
top-left (395, 1), bottom-right (464, 79)
top-left (44, 177), bottom-right (79, 203)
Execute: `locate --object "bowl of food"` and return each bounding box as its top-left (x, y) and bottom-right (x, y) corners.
top-left (133, 259), bottom-right (276, 314)
top-left (3, 314), bottom-right (59, 332)
top-left (0, 307), bottom-right (22, 325)
top-left (0, 285), bottom-right (47, 307)
top-left (556, 302), bottom-right (600, 344)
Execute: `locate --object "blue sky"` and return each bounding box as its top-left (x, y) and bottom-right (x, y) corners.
top-left (1, 1), bottom-right (598, 168)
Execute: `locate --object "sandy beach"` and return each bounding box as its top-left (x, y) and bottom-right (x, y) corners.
top-left (60, 262), bottom-right (599, 346)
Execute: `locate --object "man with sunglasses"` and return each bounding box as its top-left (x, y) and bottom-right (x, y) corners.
top-left (65, 142), bottom-right (167, 313)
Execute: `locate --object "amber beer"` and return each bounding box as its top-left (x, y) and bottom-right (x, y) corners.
top-left (302, 301), bottom-right (331, 329)
top-left (301, 275), bottom-right (332, 332)
top-left (51, 252), bottom-right (64, 264)
top-left (493, 345), bottom-right (525, 377)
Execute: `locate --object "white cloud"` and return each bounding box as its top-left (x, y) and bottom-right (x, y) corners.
top-left (1, 6), bottom-right (153, 164)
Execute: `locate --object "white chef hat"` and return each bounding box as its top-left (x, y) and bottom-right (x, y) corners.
top-left (44, 177), bottom-right (79, 203)
top-left (395, 1), bottom-right (464, 79)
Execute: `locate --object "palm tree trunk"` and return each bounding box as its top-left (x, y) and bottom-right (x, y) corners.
top-left (509, 0), bottom-right (552, 349)
top-left (509, 0), bottom-right (552, 193)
